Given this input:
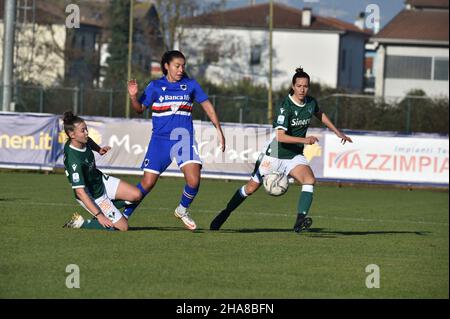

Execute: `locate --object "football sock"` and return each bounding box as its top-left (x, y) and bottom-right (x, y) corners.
top-left (225, 186), bottom-right (249, 212)
top-left (210, 186), bottom-right (248, 230)
top-left (80, 219), bottom-right (114, 231)
top-left (297, 185), bottom-right (314, 216)
top-left (123, 183), bottom-right (149, 219)
top-left (179, 184), bottom-right (199, 209)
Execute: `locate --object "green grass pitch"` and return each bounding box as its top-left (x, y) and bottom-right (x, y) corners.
top-left (0, 171), bottom-right (448, 298)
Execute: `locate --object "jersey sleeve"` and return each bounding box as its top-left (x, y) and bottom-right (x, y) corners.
top-left (192, 79), bottom-right (209, 104)
top-left (66, 155), bottom-right (85, 189)
top-left (273, 104), bottom-right (290, 131)
top-left (138, 81), bottom-right (158, 109)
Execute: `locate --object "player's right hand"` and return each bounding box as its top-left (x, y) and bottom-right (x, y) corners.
top-left (128, 79), bottom-right (138, 97)
top-left (305, 136), bottom-right (319, 145)
top-left (97, 214), bottom-right (114, 228)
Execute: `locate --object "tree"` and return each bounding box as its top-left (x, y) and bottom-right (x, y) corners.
top-left (154, 0), bottom-right (226, 51)
top-left (103, 0), bottom-right (130, 89)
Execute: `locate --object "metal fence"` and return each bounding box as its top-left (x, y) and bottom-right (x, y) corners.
top-left (2, 85), bottom-right (449, 134)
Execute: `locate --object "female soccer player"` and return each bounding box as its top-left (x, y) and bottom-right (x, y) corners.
top-left (210, 67), bottom-right (352, 233)
top-left (125, 50), bottom-right (226, 230)
top-left (62, 111), bottom-right (141, 231)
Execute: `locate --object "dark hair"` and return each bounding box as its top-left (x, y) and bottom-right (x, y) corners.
top-left (289, 67), bottom-right (310, 95)
top-left (62, 111), bottom-right (84, 139)
top-left (160, 50), bottom-right (186, 75)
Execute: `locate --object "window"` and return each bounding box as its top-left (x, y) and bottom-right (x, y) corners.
top-left (434, 58), bottom-right (449, 81)
top-left (250, 45), bottom-right (262, 65)
top-left (203, 45), bottom-right (219, 64)
top-left (385, 55), bottom-right (432, 79)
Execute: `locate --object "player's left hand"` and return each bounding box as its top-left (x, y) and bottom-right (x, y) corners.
top-left (218, 131), bottom-right (226, 152)
top-left (98, 146), bottom-right (111, 155)
top-left (337, 132), bottom-right (352, 145)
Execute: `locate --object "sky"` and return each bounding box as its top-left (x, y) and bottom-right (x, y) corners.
top-left (224, 0), bottom-right (406, 29)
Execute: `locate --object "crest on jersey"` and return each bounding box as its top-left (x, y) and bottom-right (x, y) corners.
top-left (277, 115), bottom-right (285, 124)
top-left (159, 96), bottom-right (164, 103)
top-left (72, 164), bottom-right (77, 171)
top-left (180, 84), bottom-right (187, 91)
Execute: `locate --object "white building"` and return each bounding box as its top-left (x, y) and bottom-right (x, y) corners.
top-left (178, 3), bottom-right (371, 92)
top-left (372, 0), bottom-right (449, 98)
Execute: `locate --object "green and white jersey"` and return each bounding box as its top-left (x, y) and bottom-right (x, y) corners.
top-left (63, 141), bottom-right (105, 199)
top-left (266, 95), bottom-right (319, 159)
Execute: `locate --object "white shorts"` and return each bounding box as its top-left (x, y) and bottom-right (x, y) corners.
top-left (251, 154), bottom-right (309, 183)
top-left (76, 174), bottom-right (123, 224)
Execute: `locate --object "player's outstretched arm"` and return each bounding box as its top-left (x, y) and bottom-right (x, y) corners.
top-left (87, 137), bottom-right (111, 155)
top-left (128, 79), bottom-right (145, 114)
top-left (315, 111), bottom-right (352, 145)
top-left (201, 100), bottom-right (226, 152)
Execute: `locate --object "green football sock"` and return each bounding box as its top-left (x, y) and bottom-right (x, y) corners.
top-left (81, 219), bottom-right (115, 231)
top-left (225, 187), bottom-right (248, 213)
top-left (297, 185), bottom-right (314, 216)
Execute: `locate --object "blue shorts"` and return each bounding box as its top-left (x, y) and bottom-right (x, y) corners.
top-left (141, 135), bottom-right (202, 174)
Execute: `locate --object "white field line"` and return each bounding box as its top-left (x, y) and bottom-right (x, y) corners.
top-left (4, 201), bottom-right (448, 227)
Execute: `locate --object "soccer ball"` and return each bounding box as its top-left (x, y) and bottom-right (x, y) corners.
top-left (262, 171), bottom-right (289, 196)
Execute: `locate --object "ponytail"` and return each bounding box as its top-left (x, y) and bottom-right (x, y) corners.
top-left (62, 111), bottom-right (84, 139)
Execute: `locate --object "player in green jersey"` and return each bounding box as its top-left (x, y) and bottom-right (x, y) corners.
top-left (62, 111), bottom-right (141, 231)
top-left (210, 67), bottom-right (353, 233)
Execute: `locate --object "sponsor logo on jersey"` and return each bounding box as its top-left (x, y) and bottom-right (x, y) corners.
top-left (308, 107), bottom-right (313, 114)
top-left (280, 108), bottom-right (285, 114)
top-left (144, 159), bottom-right (150, 167)
top-left (164, 94), bottom-right (190, 101)
top-left (72, 164), bottom-right (77, 171)
top-left (295, 110), bottom-right (298, 116)
top-left (72, 173), bottom-right (80, 183)
top-left (180, 84), bottom-right (187, 90)
top-left (159, 96), bottom-right (164, 103)
top-left (162, 87), bottom-right (166, 91)
top-left (277, 115), bottom-right (285, 124)
top-left (291, 118), bottom-right (311, 127)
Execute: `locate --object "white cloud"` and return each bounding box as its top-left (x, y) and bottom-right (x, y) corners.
top-left (317, 7), bottom-right (349, 19)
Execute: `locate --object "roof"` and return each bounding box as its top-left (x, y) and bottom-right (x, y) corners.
top-left (406, 0), bottom-right (449, 9)
top-left (374, 9), bottom-right (449, 44)
top-left (182, 3), bottom-right (371, 35)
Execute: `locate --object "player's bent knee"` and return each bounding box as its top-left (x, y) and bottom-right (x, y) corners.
top-left (114, 217), bottom-right (129, 231)
top-left (131, 189), bottom-right (142, 201)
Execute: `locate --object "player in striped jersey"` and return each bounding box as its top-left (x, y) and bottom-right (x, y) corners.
top-left (126, 50), bottom-right (226, 230)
